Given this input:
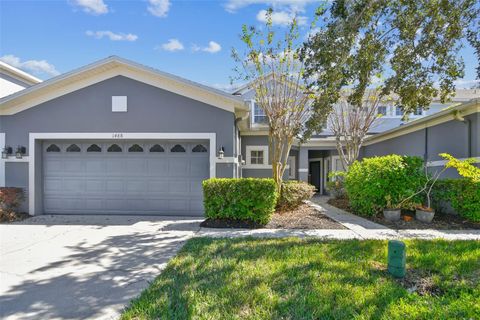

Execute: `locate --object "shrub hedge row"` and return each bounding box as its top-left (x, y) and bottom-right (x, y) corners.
top-left (433, 179), bottom-right (480, 222)
top-left (344, 155), bottom-right (425, 216)
top-left (203, 178), bottom-right (278, 225)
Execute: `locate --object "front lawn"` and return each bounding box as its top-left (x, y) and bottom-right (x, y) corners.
top-left (122, 238), bottom-right (480, 320)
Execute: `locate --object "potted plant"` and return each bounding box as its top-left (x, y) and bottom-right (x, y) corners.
top-left (383, 195), bottom-right (401, 221)
top-left (414, 165), bottom-right (446, 223)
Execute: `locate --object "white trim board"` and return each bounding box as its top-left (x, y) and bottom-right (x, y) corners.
top-left (0, 133), bottom-right (5, 186)
top-left (28, 132), bottom-right (216, 216)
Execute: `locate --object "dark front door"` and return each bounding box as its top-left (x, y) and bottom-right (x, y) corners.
top-left (309, 161), bottom-right (321, 192)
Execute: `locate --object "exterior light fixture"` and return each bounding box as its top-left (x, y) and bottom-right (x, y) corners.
top-left (2, 146), bottom-right (12, 159)
top-left (218, 146), bottom-right (225, 159)
top-left (15, 146), bottom-right (26, 159)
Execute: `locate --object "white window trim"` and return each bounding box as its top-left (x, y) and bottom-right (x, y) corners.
top-left (245, 145), bottom-right (269, 167)
top-left (250, 100), bottom-right (268, 127)
top-left (28, 132), bottom-right (217, 216)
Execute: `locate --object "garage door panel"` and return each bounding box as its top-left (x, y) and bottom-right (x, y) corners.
top-left (106, 160), bottom-right (124, 174)
top-left (147, 180), bottom-right (169, 193)
top-left (169, 159), bottom-right (190, 176)
top-left (126, 180), bottom-right (148, 193)
top-left (43, 140), bottom-right (208, 215)
top-left (85, 179), bottom-right (104, 192)
top-left (125, 159), bottom-right (146, 174)
top-left (85, 160), bottom-right (104, 174)
top-left (44, 178), bottom-right (63, 192)
top-left (63, 179), bottom-right (85, 192)
top-left (105, 180), bottom-right (124, 192)
top-left (147, 159), bottom-right (169, 174)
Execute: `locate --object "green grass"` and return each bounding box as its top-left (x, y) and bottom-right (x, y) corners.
top-left (122, 238), bottom-right (480, 320)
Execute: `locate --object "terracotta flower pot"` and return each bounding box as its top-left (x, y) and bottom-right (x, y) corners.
top-left (383, 209), bottom-right (401, 221)
top-left (416, 208), bottom-right (435, 223)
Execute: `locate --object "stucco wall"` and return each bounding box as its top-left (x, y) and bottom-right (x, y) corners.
top-left (0, 76), bottom-right (236, 156)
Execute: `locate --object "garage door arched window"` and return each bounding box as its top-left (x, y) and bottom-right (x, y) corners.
top-left (66, 144), bottom-right (81, 152)
top-left (149, 144), bottom-right (165, 152)
top-left (87, 144), bottom-right (102, 152)
top-left (46, 144), bottom-right (61, 152)
top-left (192, 144), bottom-right (207, 152)
top-left (170, 144), bottom-right (186, 152)
top-left (128, 144), bottom-right (144, 152)
top-left (107, 144), bottom-right (122, 152)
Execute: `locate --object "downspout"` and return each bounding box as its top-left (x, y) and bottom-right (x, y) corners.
top-left (466, 118), bottom-right (472, 157)
top-left (235, 110), bottom-right (250, 178)
top-left (424, 127), bottom-right (428, 163)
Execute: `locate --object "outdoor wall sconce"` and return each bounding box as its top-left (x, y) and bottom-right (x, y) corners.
top-left (15, 146), bottom-right (26, 159)
top-left (2, 146), bottom-right (12, 159)
top-left (218, 146), bottom-right (225, 159)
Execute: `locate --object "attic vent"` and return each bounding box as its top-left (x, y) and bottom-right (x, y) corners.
top-left (112, 96), bottom-right (127, 112)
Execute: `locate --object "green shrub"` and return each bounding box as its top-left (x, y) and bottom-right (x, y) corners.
top-left (277, 181), bottom-right (316, 211)
top-left (326, 171), bottom-right (347, 199)
top-left (344, 155), bottom-right (425, 216)
top-left (203, 178), bottom-right (278, 224)
top-left (433, 179), bottom-right (480, 222)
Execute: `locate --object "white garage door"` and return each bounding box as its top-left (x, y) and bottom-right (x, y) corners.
top-left (43, 140), bottom-right (209, 215)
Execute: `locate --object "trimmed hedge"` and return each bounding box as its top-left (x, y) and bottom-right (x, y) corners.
top-left (203, 178), bottom-right (278, 225)
top-left (433, 179), bottom-right (480, 222)
top-left (345, 155), bottom-right (425, 216)
top-left (277, 181), bottom-right (316, 211)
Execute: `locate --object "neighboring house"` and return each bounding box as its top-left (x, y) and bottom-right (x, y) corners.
top-left (0, 56), bottom-right (478, 216)
top-left (0, 61), bottom-right (42, 98)
top-left (234, 82), bottom-right (480, 193)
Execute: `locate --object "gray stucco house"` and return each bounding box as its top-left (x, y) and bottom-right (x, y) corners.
top-left (1, 56), bottom-right (479, 216)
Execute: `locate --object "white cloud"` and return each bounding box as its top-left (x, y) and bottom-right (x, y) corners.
top-left (256, 9), bottom-right (307, 26)
top-left (193, 41), bottom-right (222, 53)
top-left (157, 39), bottom-right (184, 52)
top-left (86, 30), bottom-right (138, 41)
top-left (0, 54), bottom-right (60, 77)
top-left (71, 0), bottom-right (108, 15)
top-left (148, 0), bottom-right (171, 17)
top-left (225, 0), bottom-right (318, 13)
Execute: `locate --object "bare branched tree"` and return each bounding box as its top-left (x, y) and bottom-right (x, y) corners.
top-left (232, 9), bottom-right (314, 190)
top-left (328, 90), bottom-right (381, 169)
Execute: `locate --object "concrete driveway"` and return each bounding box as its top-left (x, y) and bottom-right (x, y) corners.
top-left (0, 215), bottom-right (202, 320)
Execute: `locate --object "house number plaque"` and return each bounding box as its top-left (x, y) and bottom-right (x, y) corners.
top-left (112, 133), bottom-right (124, 139)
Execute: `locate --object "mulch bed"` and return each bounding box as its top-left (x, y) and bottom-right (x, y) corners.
top-left (370, 261), bottom-right (444, 297)
top-left (200, 204), bottom-right (345, 229)
top-left (0, 210), bottom-right (31, 223)
top-left (327, 198), bottom-right (480, 230)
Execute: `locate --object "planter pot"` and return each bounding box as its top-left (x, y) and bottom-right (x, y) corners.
top-left (383, 209), bottom-right (401, 221)
top-left (416, 209), bottom-right (435, 223)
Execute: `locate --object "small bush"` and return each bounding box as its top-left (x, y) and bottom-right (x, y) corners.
top-left (326, 171), bottom-right (347, 199)
top-left (203, 178), bottom-right (278, 225)
top-left (0, 187), bottom-right (24, 212)
top-left (433, 179), bottom-right (480, 222)
top-left (277, 181), bottom-right (316, 211)
top-left (344, 155), bottom-right (425, 216)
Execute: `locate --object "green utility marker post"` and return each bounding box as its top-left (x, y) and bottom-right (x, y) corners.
top-left (388, 240), bottom-right (406, 278)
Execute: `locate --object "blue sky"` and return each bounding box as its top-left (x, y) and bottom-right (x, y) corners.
top-left (0, 0), bottom-right (478, 91)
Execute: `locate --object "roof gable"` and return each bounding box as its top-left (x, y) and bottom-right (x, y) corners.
top-left (0, 56), bottom-right (247, 115)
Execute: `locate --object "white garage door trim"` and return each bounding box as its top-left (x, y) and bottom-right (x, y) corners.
top-left (29, 132), bottom-right (216, 215)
